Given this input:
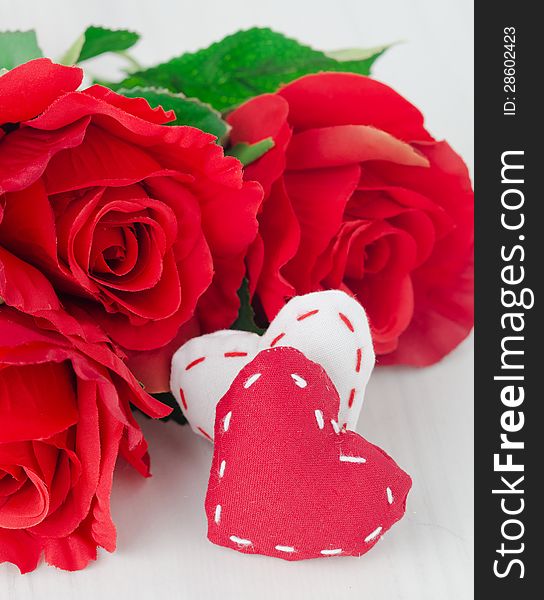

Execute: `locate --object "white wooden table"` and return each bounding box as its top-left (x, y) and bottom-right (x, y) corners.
top-left (0, 1), bottom-right (474, 598)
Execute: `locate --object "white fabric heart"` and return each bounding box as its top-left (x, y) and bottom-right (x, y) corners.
top-left (170, 290), bottom-right (375, 441)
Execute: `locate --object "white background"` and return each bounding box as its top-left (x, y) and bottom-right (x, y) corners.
top-left (0, 1), bottom-right (474, 598)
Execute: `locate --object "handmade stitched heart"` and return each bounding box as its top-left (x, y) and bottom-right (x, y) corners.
top-left (171, 290), bottom-right (375, 441)
top-left (205, 346), bottom-right (411, 560)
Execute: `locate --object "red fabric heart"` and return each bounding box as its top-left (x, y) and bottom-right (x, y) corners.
top-left (205, 347), bottom-right (412, 560)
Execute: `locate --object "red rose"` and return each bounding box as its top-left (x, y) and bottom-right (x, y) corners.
top-left (227, 73), bottom-right (474, 365)
top-left (0, 306), bottom-right (170, 573)
top-left (0, 59), bottom-right (262, 388)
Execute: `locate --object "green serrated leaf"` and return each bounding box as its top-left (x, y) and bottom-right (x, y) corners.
top-left (231, 279), bottom-right (265, 335)
top-left (226, 137), bottom-right (274, 166)
top-left (0, 30), bottom-right (42, 69)
top-left (61, 26), bottom-right (139, 64)
top-left (60, 33), bottom-right (85, 66)
top-left (325, 44), bottom-right (390, 62)
top-left (117, 87), bottom-right (230, 142)
top-left (113, 28), bottom-right (387, 111)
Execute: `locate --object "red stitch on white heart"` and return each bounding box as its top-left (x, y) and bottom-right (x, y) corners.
top-left (297, 309), bottom-right (319, 321)
top-left (269, 332), bottom-right (286, 347)
top-left (338, 312), bottom-right (355, 333)
top-left (197, 426), bottom-right (213, 441)
top-left (172, 290), bottom-right (376, 440)
top-left (179, 387), bottom-right (188, 410)
top-left (185, 356), bottom-right (206, 371)
top-left (356, 348), bottom-right (362, 373)
top-left (348, 388), bottom-right (356, 408)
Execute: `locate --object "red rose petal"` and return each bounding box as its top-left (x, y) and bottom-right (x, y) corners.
top-left (253, 179), bottom-right (300, 320)
top-left (282, 165), bottom-right (360, 292)
top-left (0, 362), bottom-right (78, 443)
top-left (286, 125), bottom-right (429, 171)
top-left (0, 118), bottom-right (89, 194)
top-left (0, 180), bottom-right (58, 263)
top-left (380, 254), bottom-right (474, 365)
top-left (43, 512), bottom-right (97, 571)
top-left (228, 94), bottom-right (292, 195)
top-left (30, 379), bottom-right (100, 538)
top-left (278, 72), bottom-right (432, 142)
top-left (0, 58), bottom-right (82, 125)
top-left (89, 401), bottom-right (124, 553)
top-left (43, 124), bottom-right (167, 194)
top-left (0, 246), bottom-right (63, 314)
top-left (83, 85), bottom-right (176, 125)
top-left (0, 529), bottom-right (42, 573)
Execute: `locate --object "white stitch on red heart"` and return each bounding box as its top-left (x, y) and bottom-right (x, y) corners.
top-left (214, 505), bottom-right (222, 524)
top-left (291, 373), bottom-right (307, 388)
top-left (387, 487), bottom-right (394, 504)
top-left (314, 409), bottom-right (324, 429)
top-left (219, 460), bottom-right (226, 478)
top-left (244, 373), bottom-right (261, 388)
top-left (230, 535), bottom-right (252, 546)
top-left (331, 420), bottom-right (341, 434)
top-left (223, 411), bottom-right (232, 432)
top-left (339, 455), bottom-right (367, 464)
top-left (205, 347), bottom-right (412, 561)
top-left (364, 526), bottom-right (383, 543)
top-left (275, 545), bottom-right (295, 553)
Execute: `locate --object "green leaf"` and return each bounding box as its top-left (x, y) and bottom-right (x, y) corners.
top-left (152, 392), bottom-right (187, 425)
top-left (61, 26), bottom-right (139, 64)
top-left (231, 279), bottom-right (265, 335)
top-left (117, 87), bottom-right (230, 142)
top-left (132, 392), bottom-right (187, 425)
top-left (0, 30), bottom-right (42, 69)
top-left (226, 137), bottom-right (274, 166)
top-left (325, 44), bottom-right (390, 62)
top-left (59, 33), bottom-right (85, 66)
top-left (114, 28), bottom-right (387, 111)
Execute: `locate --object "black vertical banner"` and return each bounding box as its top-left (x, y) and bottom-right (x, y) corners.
top-left (475, 2), bottom-right (541, 598)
